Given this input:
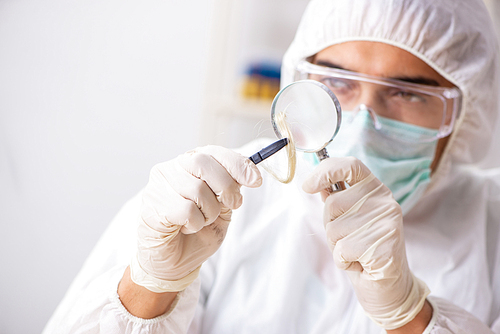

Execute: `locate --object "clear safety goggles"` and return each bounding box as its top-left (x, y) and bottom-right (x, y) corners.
top-left (295, 59), bottom-right (462, 142)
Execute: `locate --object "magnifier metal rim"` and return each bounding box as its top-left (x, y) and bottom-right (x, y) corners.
top-left (271, 79), bottom-right (342, 153)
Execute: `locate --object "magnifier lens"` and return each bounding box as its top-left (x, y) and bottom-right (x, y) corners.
top-left (271, 80), bottom-right (341, 153)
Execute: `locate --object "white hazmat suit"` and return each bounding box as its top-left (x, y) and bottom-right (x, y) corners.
top-left (43, 0), bottom-right (500, 333)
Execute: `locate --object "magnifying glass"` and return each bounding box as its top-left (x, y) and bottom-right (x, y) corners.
top-left (249, 80), bottom-right (346, 191)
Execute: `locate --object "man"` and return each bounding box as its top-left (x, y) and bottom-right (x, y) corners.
top-left (44, 0), bottom-right (500, 332)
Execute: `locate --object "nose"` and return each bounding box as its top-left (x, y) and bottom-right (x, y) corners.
top-left (357, 83), bottom-right (387, 112)
top-left (349, 83), bottom-right (386, 129)
top-left (356, 104), bottom-right (382, 129)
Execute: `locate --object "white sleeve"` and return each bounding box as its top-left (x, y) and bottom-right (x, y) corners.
top-left (424, 297), bottom-right (498, 334)
top-left (423, 173), bottom-right (500, 334)
top-left (42, 192), bottom-right (202, 334)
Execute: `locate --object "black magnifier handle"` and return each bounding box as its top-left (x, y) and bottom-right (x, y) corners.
top-left (249, 138), bottom-right (289, 164)
top-left (316, 148), bottom-right (346, 192)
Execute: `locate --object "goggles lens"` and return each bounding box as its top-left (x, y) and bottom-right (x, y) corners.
top-left (295, 60), bottom-right (462, 142)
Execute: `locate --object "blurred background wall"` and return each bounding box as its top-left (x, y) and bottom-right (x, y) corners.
top-left (0, 1), bottom-right (213, 333)
top-left (0, 1), bottom-right (499, 333)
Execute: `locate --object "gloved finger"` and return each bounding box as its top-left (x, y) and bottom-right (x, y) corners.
top-left (325, 180), bottom-right (397, 245)
top-left (180, 146), bottom-right (262, 210)
top-left (329, 200), bottom-right (402, 271)
top-left (218, 206), bottom-right (232, 222)
top-left (146, 162), bottom-right (219, 234)
top-left (322, 175), bottom-right (381, 225)
top-left (302, 156), bottom-right (372, 194)
top-left (154, 216), bottom-right (232, 281)
top-left (324, 181), bottom-right (397, 248)
top-left (331, 223), bottom-right (379, 272)
top-left (332, 239), bottom-right (364, 272)
top-left (332, 222), bottom-right (400, 272)
top-left (177, 151), bottom-right (242, 211)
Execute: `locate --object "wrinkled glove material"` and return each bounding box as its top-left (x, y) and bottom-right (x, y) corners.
top-left (303, 156), bottom-right (429, 329)
top-left (131, 146), bottom-right (262, 292)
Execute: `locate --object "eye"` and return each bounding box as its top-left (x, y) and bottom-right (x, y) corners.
top-left (392, 90), bottom-right (426, 103)
top-left (320, 77), bottom-right (353, 93)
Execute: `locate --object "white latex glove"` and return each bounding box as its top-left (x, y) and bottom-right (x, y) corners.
top-left (130, 145), bottom-right (262, 293)
top-left (302, 156), bottom-right (430, 330)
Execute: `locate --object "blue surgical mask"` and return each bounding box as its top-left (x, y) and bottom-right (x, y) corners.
top-left (304, 110), bottom-right (438, 215)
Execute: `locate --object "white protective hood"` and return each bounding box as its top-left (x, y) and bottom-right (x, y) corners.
top-left (281, 0), bottom-right (500, 189)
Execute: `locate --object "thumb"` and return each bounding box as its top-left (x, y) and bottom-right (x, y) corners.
top-left (302, 156), bottom-right (372, 194)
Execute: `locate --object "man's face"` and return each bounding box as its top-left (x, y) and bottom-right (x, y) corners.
top-left (313, 41), bottom-right (456, 171)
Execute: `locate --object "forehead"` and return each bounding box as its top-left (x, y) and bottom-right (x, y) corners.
top-left (313, 41), bottom-right (454, 88)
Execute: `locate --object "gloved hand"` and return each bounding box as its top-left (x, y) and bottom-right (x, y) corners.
top-left (302, 157), bottom-right (430, 330)
top-left (130, 145), bottom-right (262, 293)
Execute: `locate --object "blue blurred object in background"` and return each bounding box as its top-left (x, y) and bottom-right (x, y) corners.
top-left (241, 61), bottom-right (281, 100)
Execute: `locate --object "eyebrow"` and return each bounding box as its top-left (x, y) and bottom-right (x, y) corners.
top-left (314, 60), bottom-right (441, 87)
